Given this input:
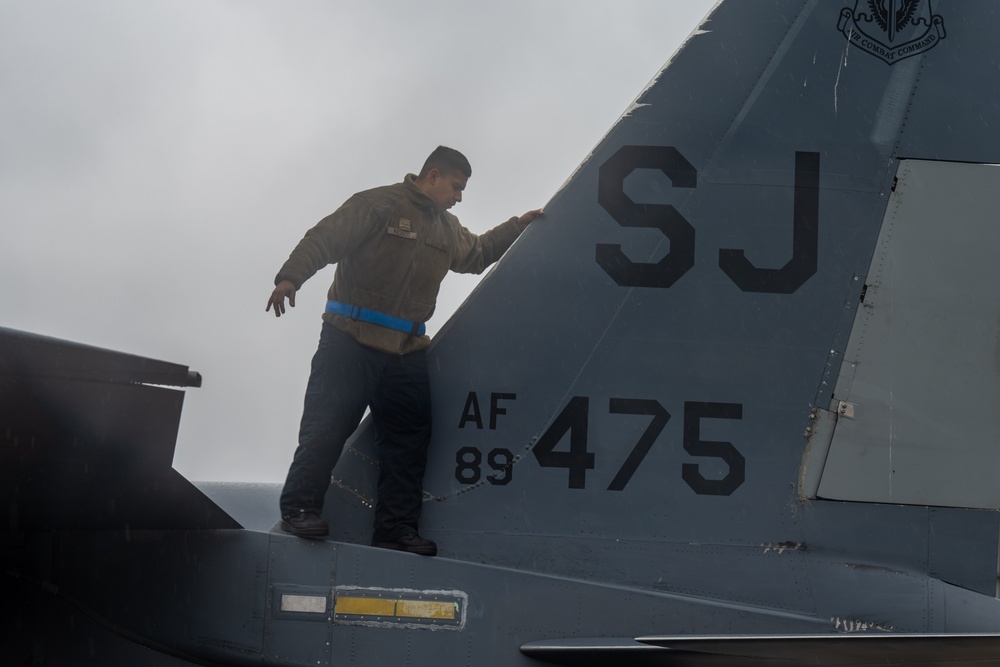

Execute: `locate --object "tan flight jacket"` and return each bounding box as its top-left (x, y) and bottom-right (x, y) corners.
top-left (275, 174), bottom-right (527, 355)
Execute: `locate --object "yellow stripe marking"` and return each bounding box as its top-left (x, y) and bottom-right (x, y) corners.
top-left (333, 587), bottom-right (467, 629)
top-left (335, 596), bottom-right (396, 616)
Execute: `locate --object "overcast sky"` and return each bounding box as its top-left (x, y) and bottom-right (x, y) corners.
top-left (0, 0), bottom-right (717, 483)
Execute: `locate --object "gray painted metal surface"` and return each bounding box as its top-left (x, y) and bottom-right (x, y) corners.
top-left (819, 160), bottom-right (1000, 510)
top-left (7, 1), bottom-right (1000, 665)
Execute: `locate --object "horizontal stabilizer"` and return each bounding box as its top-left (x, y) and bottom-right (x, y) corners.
top-left (524, 634), bottom-right (1000, 666)
top-left (637, 634), bottom-right (1000, 666)
top-left (1, 327), bottom-right (239, 531)
top-left (520, 637), bottom-right (684, 667)
top-left (0, 326), bottom-right (202, 388)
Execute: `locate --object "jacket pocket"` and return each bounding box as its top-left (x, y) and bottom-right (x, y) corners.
top-left (414, 237), bottom-right (451, 295)
top-left (424, 237), bottom-right (449, 254)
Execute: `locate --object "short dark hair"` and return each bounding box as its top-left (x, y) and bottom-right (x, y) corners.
top-left (418, 146), bottom-right (472, 179)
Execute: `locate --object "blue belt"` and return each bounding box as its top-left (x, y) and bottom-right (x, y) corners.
top-left (325, 300), bottom-right (426, 337)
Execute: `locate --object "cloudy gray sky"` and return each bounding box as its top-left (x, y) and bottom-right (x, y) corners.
top-left (0, 1), bottom-right (716, 483)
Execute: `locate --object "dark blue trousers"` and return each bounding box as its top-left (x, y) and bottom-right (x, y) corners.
top-left (279, 323), bottom-right (432, 542)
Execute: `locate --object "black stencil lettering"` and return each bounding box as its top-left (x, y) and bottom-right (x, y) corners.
top-left (487, 448), bottom-right (515, 486)
top-left (607, 398), bottom-right (670, 491)
top-left (596, 145), bottom-right (697, 288)
top-left (455, 446), bottom-right (482, 484)
top-left (489, 392), bottom-right (517, 430)
top-left (458, 391), bottom-right (483, 429)
top-left (719, 151), bottom-right (820, 294)
top-left (532, 396), bottom-right (595, 489)
top-left (682, 401), bottom-right (745, 496)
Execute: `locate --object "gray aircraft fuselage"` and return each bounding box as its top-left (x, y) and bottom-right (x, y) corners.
top-left (7, 1), bottom-right (1000, 665)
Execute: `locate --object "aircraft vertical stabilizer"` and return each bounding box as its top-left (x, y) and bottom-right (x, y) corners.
top-left (328, 0), bottom-right (1000, 635)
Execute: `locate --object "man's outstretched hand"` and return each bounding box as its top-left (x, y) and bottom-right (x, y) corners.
top-left (266, 280), bottom-right (297, 317)
top-left (518, 209), bottom-right (544, 227)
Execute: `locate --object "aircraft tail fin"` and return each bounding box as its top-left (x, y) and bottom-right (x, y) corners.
top-left (326, 0), bottom-right (1000, 625)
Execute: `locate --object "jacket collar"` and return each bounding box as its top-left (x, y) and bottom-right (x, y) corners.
top-left (404, 173), bottom-right (440, 214)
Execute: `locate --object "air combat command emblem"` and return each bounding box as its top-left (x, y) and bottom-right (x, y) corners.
top-left (839, 0), bottom-right (946, 64)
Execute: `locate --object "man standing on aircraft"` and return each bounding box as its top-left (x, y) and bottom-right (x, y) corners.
top-left (266, 146), bottom-right (543, 556)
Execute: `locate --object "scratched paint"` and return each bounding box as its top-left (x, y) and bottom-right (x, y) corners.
top-left (760, 542), bottom-right (805, 555)
top-left (831, 616), bottom-right (894, 633)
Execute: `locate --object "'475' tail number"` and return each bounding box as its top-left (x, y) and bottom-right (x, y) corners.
top-left (454, 397), bottom-right (745, 495)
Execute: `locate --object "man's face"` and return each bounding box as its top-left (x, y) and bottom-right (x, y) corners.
top-left (425, 169), bottom-right (468, 212)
